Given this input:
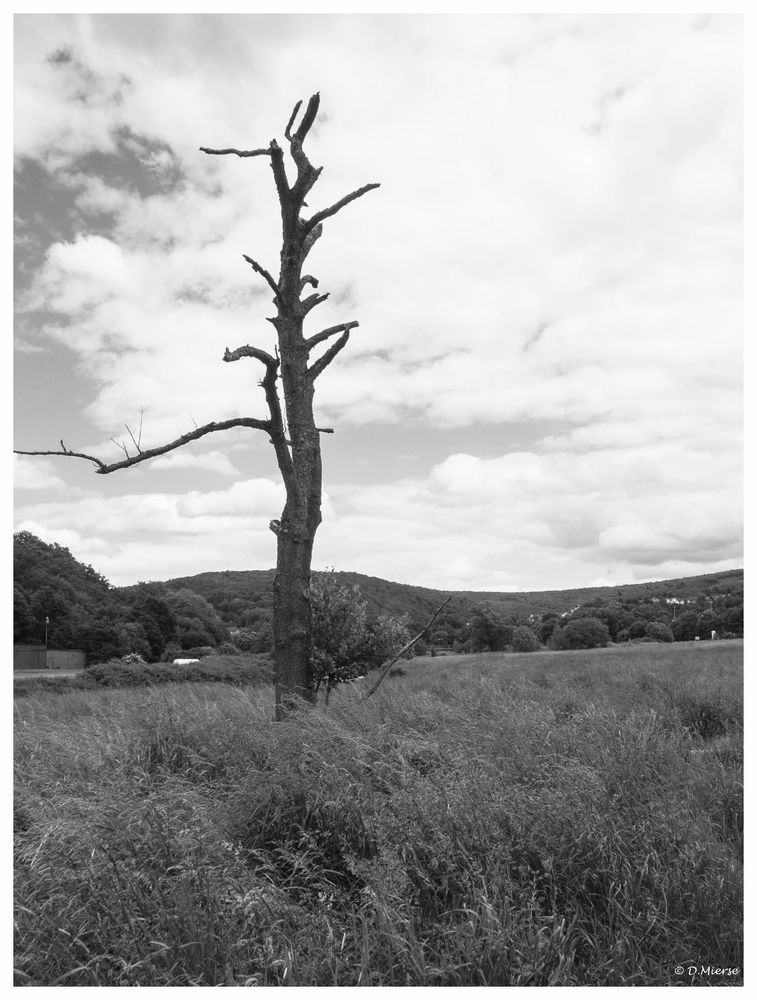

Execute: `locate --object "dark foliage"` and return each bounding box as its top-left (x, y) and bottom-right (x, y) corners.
top-left (550, 617), bottom-right (610, 650)
top-left (14, 654), bottom-right (273, 696)
top-left (511, 625), bottom-right (541, 652)
top-left (14, 533), bottom-right (743, 665)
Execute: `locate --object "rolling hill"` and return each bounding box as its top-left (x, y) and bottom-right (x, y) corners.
top-left (162, 566), bottom-right (744, 633)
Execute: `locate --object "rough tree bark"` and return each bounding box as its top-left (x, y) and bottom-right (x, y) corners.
top-left (15, 94), bottom-right (379, 719)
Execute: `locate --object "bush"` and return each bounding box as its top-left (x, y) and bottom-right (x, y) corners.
top-left (549, 617), bottom-right (610, 650)
top-left (83, 654), bottom-right (273, 689)
top-left (161, 643), bottom-right (182, 663)
top-left (511, 626), bottom-right (540, 653)
top-left (310, 573), bottom-right (410, 695)
top-left (646, 622), bottom-right (674, 643)
top-left (469, 605), bottom-right (511, 652)
top-left (231, 624), bottom-right (273, 654)
top-left (672, 610), bottom-right (699, 642)
top-left (540, 617), bottom-right (559, 644)
top-left (616, 629), bottom-right (630, 644)
top-left (628, 619), bottom-right (648, 640)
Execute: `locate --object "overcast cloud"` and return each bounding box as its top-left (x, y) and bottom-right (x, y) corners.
top-left (13, 13), bottom-right (742, 591)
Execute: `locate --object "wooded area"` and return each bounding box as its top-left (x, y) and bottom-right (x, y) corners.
top-left (14, 531), bottom-right (743, 666)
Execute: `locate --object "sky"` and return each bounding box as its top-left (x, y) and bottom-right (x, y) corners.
top-left (12, 12), bottom-right (744, 592)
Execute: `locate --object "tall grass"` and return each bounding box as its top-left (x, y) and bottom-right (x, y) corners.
top-left (14, 641), bottom-right (742, 986)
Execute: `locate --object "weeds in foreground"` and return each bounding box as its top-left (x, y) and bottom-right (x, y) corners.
top-left (14, 643), bottom-right (742, 985)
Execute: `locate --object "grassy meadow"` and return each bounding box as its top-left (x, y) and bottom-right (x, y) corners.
top-left (14, 641), bottom-right (742, 986)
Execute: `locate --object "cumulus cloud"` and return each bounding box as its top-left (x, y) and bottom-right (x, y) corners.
top-left (148, 450), bottom-right (239, 475)
top-left (13, 13), bottom-right (742, 589)
top-left (14, 456), bottom-right (67, 491)
top-left (14, 432), bottom-right (741, 590)
top-left (14, 477), bottom-right (285, 584)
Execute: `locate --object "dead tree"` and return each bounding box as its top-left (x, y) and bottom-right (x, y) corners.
top-left (15, 93), bottom-right (380, 719)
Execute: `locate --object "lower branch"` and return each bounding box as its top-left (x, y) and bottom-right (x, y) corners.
top-left (15, 417), bottom-right (271, 475)
top-left (362, 596), bottom-right (452, 699)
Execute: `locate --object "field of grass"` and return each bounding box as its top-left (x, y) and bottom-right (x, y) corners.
top-left (14, 640), bottom-right (742, 986)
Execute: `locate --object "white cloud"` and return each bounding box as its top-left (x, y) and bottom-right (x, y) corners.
top-left (14, 429), bottom-right (741, 591)
top-left (149, 450), bottom-right (239, 475)
top-left (13, 13), bottom-right (742, 591)
top-left (14, 456), bottom-right (67, 491)
top-left (14, 477), bottom-right (285, 585)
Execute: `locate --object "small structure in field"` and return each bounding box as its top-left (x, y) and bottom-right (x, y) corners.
top-left (13, 645), bottom-right (86, 671)
top-left (173, 658), bottom-right (200, 666)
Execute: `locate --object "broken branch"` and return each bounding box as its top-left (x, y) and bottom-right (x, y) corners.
top-left (16, 447), bottom-right (107, 472)
top-left (306, 183), bottom-right (381, 231)
top-left (301, 292), bottom-right (330, 315)
top-left (223, 344), bottom-right (279, 369)
top-left (242, 254), bottom-right (281, 298)
top-left (306, 321), bottom-right (359, 351)
top-left (199, 146), bottom-right (271, 158)
top-left (363, 597), bottom-right (452, 699)
top-left (293, 92), bottom-right (321, 143)
top-left (15, 417), bottom-right (271, 475)
top-left (284, 100), bottom-right (303, 140)
top-left (301, 223), bottom-right (323, 260)
top-left (268, 139), bottom-right (292, 213)
top-left (308, 331), bottom-right (350, 379)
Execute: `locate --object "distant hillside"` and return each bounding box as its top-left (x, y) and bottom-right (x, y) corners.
top-left (14, 530), bottom-right (742, 659)
top-left (161, 566), bottom-right (744, 633)
top-left (14, 530), bottom-right (115, 648)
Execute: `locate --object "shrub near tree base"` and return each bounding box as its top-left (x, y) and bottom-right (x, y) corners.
top-left (309, 573), bottom-right (411, 697)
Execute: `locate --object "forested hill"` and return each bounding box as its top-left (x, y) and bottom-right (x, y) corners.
top-left (164, 566), bottom-right (744, 633)
top-left (14, 530), bottom-right (743, 661)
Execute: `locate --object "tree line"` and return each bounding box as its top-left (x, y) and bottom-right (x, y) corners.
top-left (14, 532), bottom-right (742, 669)
top-left (13, 532), bottom-right (411, 673)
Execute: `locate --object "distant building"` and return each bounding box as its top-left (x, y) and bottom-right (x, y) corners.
top-left (13, 645), bottom-right (86, 671)
top-left (14, 644), bottom-right (46, 671)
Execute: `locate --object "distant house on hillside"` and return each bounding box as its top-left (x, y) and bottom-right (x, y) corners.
top-left (13, 645), bottom-right (86, 671)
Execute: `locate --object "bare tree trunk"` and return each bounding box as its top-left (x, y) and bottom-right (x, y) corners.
top-left (15, 93), bottom-right (379, 720)
top-left (273, 507), bottom-right (319, 714)
top-left (272, 314), bottom-right (323, 716)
